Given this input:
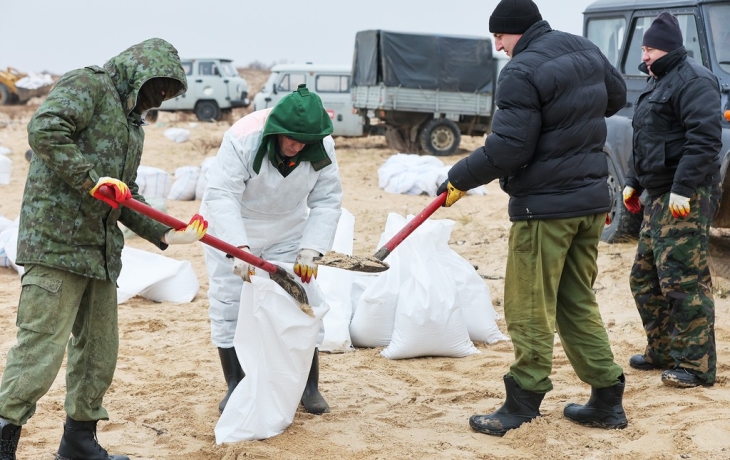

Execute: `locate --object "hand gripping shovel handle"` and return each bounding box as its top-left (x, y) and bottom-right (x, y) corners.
top-left (372, 192), bottom-right (446, 261)
top-left (97, 187), bottom-right (309, 305)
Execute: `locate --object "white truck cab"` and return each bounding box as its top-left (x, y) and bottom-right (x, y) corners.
top-left (253, 63), bottom-right (364, 137)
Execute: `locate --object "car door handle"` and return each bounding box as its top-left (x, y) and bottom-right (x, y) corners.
top-left (624, 102), bottom-right (633, 108)
top-left (195, 79), bottom-right (203, 83)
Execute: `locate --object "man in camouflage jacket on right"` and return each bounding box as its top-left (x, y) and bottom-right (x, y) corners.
top-left (623, 12), bottom-right (722, 388)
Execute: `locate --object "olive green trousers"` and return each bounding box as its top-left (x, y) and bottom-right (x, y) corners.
top-left (0, 264), bottom-right (118, 425)
top-left (504, 214), bottom-right (623, 393)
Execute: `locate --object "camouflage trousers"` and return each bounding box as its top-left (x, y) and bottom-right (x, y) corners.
top-left (0, 264), bottom-right (119, 426)
top-left (630, 184), bottom-right (720, 383)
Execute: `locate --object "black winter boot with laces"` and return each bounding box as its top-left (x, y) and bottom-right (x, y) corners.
top-left (55, 416), bottom-right (130, 460)
top-left (0, 417), bottom-right (21, 460)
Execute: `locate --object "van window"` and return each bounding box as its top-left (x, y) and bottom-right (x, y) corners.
top-left (624, 13), bottom-right (702, 76)
top-left (182, 62), bottom-right (193, 76)
top-left (586, 17), bottom-right (626, 67)
top-left (707, 3), bottom-right (730, 72)
top-left (316, 74), bottom-right (350, 93)
top-left (277, 73), bottom-right (306, 92)
top-left (199, 62), bottom-right (219, 76)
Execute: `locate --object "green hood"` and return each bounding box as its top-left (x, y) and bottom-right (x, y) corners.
top-left (103, 37), bottom-right (187, 116)
top-left (253, 84), bottom-right (334, 173)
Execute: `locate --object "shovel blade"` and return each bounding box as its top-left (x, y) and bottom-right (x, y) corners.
top-left (315, 250), bottom-right (390, 273)
top-left (270, 268), bottom-right (310, 306)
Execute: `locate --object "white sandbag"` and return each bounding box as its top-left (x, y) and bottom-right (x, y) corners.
top-left (164, 128), bottom-right (190, 143)
top-left (136, 165), bottom-right (172, 199)
top-left (377, 153), bottom-right (486, 197)
top-left (0, 220), bottom-right (22, 274)
top-left (195, 156), bottom-right (216, 201)
top-left (348, 215), bottom-right (407, 348)
top-left (0, 147), bottom-right (10, 155)
top-left (381, 217), bottom-right (479, 359)
top-left (442, 248), bottom-right (507, 344)
top-left (215, 268), bottom-right (328, 443)
top-left (318, 209), bottom-right (355, 353)
top-left (0, 154), bottom-right (11, 185)
top-left (0, 217), bottom-right (16, 269)
top-left (117, 246), bottom-right (200, 304)
top-left (167, 166), bottom-right (200, 201)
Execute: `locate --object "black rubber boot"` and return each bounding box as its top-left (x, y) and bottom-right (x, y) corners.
top-left (0, 417), bottom-right (21, 460)
top-left (218, 347), bottom-right (246, 413)
top-left (55, 416), bottom-right (129, 460)
top-left (564, 374), bottom-right (628, 429)
top-left (469, 375), bottom-right (544, 436)
top-left (301, 348), bottom-right (330, 415)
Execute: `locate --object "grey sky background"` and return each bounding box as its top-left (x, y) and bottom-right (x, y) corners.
top-left (4, 0), bottom-right (596, 75)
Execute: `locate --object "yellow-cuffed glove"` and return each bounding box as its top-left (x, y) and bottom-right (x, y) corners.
top-left (669, 193), bottom-right (691, 218)
top-left (622, 186), bottom-right (642, 214)
top-left (232, 246), bottom-right (255, 282)
top-left (437, 180), bottom-right (467, 207)
top-left (294, 248), bottom-right (320, 283)
top-left (164, 214), bottom-right (208, 245)
top-left (89, 177), bottom-right (131, 209)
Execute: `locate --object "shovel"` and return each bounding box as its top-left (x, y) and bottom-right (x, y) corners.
top-left (316, 192), bottom-right (447, 273)
top-left (99, 187), bottom-right (310, 306)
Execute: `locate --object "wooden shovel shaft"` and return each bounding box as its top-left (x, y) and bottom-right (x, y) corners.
top-left (372, 192), bottom-right (446, 261)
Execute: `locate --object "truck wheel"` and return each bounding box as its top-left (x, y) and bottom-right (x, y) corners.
top-left (419, 118), bottom-right (461, 156)
top-left (0, 84), bottom-right (11, 106)
top-left (195, 101), bottom-right (220, 122)
top-left (144, 110), bottom-right (158, 123)
top-left (601, 158), bottom-right (642, 243)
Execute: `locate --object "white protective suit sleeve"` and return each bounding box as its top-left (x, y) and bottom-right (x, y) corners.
top-left (300, 135), bottom-right (343, 255)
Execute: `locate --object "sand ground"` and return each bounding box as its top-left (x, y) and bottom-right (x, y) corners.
top-left (1, 70), bottom-right (730, 459)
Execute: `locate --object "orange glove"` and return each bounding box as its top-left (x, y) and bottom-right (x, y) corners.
top-left (622, 186), bottom-right (641, 214)
top-left (669, 193), bottom-right (690, 218)
top-left (89, 177), bottom-right (131, 209)
top-left (294, 248), bottom-right (320, 283)
top-left (164, 214), bottom-right (208, 245)
top-left (436, 180), bottom-right (467, 207)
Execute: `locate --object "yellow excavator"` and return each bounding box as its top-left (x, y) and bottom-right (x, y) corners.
top-left (0, 67), bottom-right (53, 105)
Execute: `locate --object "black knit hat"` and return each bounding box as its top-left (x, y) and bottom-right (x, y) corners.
top-left (642, 12), bottom-right (683, 52)
top-left (489, 0), bottom-right (542, 34)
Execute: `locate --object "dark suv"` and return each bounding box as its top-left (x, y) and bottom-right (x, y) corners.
top-left (583, 0), bottom-right (730, 242)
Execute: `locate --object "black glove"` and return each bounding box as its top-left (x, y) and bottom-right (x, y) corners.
top-left (437, 179), bottom-right (466, 207)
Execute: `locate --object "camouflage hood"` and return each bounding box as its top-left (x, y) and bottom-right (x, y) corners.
top-left (103, 37), bottom-right (187, 115)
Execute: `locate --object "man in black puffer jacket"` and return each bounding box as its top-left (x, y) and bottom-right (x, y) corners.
top-left (438, 0), bottom-right (628, 436)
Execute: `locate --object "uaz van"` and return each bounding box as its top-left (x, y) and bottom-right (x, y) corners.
top-left (252, 63), bottom-right (365, 137)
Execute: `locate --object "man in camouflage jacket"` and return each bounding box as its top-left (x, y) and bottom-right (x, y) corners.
top-left (0, 38), bottom-right (207, 460)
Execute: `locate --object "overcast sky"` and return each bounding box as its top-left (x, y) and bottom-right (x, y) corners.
top-left (5, 0), bottom-right (596, 75)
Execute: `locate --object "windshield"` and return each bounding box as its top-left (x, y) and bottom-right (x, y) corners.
top-left (219, 62), bottom-right (239, 78)
top-left (706, 3), bottom-right (730, 72)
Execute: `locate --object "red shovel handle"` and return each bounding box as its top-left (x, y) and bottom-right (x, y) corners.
top-left (98, 187), bottom-right (281, 276)
top-left (372, 192), bottom-right (446, 260)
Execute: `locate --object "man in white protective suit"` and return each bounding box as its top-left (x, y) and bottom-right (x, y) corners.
top-left (200, 84), bottom-right (342, 415)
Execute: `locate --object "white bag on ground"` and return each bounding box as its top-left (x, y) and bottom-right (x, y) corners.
top-left (381, 217), bottom-right (480, 359)
top-left (317, 209), bottom-right (356, 353)
top-left (117, 246), bottom-right (200, 304)
top-left (215, 268), bottom-right (329, 443)
top-left (377, 153), bottom-right (486, 197)
top-left (195, 156), bottom-right (216, 200)
top-left (167, 166), bottom-right (200, 201)
top-left (135, 165), bottom-right (172, 199)
top-left (164, 128), bottom-right (190, 143)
